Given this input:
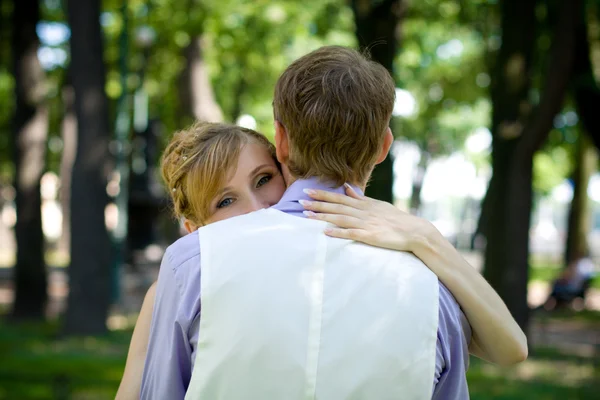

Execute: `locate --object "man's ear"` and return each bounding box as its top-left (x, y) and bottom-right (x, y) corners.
top-left (274, 120), bottom-right (289, 164)
top-left (375, 127), bottom-right (394, 165)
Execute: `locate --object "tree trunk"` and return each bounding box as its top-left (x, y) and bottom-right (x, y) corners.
top-left (58, 79), bottom-right (77, 256)
top-left (10, 0), bottom-right (49, 321)
top-left (484, 0), bottom-right (581, 332)
top-left (352, 0), bottom-right (403, 203)
top-left (483, 141), bottom-right (532, 330)
top-left (564, 135), bottom-right (597, 264)
top-left (565, 6), bottom-right (600, 263)
top-left (472, 172), bottom-right (498, 248)
top-left (409, 150), bottom-right (430, 214)
top-left (482, 0), bottom-right (538, 324)
top-left (231, 74), bottom-right (247, 123)
top-left (179, 36), bottom-right (223, 124)
top-left (571, 2), bottom-right (600, 152)
top-left (64, 0), bottom-right (112, 335)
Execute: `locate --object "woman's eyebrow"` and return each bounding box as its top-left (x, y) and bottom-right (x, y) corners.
top-left (216, 186), bottom-right (233, 196)
top-left (248, 164), bottom-right (272, 178)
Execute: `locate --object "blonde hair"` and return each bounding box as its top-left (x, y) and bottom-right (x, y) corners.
top-left (161, 121), bottom-right (276, 227)
top-left (273, 46), bottom-right (395, 186)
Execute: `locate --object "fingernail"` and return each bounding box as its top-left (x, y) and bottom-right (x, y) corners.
top-left (303, 188), bottom-right (317, 195)
top-left (299, 199), bottom-right (312, 207)
top-left (303, 210), bottom-right (316, 217)
top-left (324, 227), bottom-right (333, 234)
top-left (344, 183), bottom-right (351, 189)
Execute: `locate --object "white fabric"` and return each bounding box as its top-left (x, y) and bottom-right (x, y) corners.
top-left (185, 208), bottom-right (439, 400)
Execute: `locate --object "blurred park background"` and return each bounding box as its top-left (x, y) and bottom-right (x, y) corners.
top-left (1, 0), bottom-right (600, 398)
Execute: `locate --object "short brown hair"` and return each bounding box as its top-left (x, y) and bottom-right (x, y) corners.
top-left (273, 46), bottom-right (395, 186)
top-left (161, 121), bottom-right (276, 227)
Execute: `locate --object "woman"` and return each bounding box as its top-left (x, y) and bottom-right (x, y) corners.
top-left (116, 121), bottom-right (526, 399)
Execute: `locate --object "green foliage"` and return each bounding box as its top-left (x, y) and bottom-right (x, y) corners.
top-left (533, 145), bottom-right (572, 196)
top-left (0, 0), bottom-right (14, 180)
top-left (2, 0), bottom-right (582, 201)
top-left (79, 0), bottom-right (357, 151)
top-left (396, 0), bottom-right (492, 158)
top-left (0, 0), bottom-right (360, 181)
top-left (0, 70), bottom-right (14, 180)
top-left (140, 0), bottom-right (354, 138)
top-left (203, 0), bottom-right (355, 135)
top-left (531, 106), bottom-right (580, 196)
top-left (13, 0), bottom-right (497, 181)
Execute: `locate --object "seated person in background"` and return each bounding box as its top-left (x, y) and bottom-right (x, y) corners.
top-left (543, 251), bottom-right (596, 310)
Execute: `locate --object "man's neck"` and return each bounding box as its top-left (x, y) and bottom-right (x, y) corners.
top-left (282, 170), bottom-right (366, 192)
top-left (281, 166), bottom-right (296, 189)
top-left (272, 177), bottom-right (365, 217)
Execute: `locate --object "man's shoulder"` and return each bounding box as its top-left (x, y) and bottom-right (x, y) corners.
top-left (438, 281), bottom-right (471, 341)
top-left (159, 230), bottom-right (202, 303)
top-left (165, 230), bottom-right (201, 273)
top-left (346, 243), bottom-right (435, 272)
top-left (433, 284), bottom-right (471, 398)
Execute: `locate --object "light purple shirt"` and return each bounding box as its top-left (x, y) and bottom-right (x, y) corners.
top-left (141, 178), bottom-right (471, 399)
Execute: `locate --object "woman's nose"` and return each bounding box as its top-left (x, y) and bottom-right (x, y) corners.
top-left (253, 196), bottom-right (271, 210)
top-left (246, 196), bottom-right (269, 213)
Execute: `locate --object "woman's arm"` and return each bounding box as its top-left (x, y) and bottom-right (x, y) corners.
top-left (301, 186), bottom-right (528, 366)
top-left (409, 228), bottom-right (527, 365)
top-left (115, 282), bottom-right (157, 400)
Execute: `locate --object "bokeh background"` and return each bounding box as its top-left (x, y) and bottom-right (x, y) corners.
top-left (0, 0), bottom-right (599, 398)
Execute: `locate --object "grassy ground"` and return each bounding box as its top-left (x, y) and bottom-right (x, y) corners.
top-left (0, 322), bottom-right (129, 400)
top-left (1, 319), bottom-right (598, 400)
top-left (469, 350), bottom-right (599, 400)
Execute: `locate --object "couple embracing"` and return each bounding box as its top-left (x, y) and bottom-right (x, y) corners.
top-left (117, 46), bottom-right (527, 400)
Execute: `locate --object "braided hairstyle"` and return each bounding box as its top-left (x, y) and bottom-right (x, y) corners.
top-left (160, 121), bottom-right (277, 228)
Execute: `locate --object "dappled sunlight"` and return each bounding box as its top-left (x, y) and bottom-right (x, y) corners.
top-left (477, 358), bottom-right (596, 387)
top-left (0, 322), bottom-right (128, 399)
top-left (107, 313), bottom-right (139, 332)
top-left (468, 355), bottom-right (599, 399)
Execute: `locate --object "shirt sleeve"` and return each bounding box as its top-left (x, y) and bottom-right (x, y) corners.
top-left (140, 250), bottom-right (192, 400)
top-left (432, 282), bottom-right (471, 400)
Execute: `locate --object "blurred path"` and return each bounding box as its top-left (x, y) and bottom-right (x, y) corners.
top-left (0, 261), bottom-right (160, 319)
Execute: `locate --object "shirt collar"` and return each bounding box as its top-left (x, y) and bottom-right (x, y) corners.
top-left (273, 177), bottom-right (364, 215)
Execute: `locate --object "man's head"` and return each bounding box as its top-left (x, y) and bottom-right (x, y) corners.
top-left (273, 46), bottom-right (395, 188)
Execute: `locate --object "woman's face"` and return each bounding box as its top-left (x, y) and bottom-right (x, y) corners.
top-left (196, 143), bottom-right (286, 228)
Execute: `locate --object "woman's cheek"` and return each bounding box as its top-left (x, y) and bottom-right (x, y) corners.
top-left (270, 177), bottom-right (287, 202)
top-left (207, 206), bottom-right (239, 224)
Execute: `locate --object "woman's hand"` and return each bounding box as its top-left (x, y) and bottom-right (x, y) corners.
top-left (301, 185), bottom-right (528, 366)
top-left (300, 184), bottom-right (441, 254)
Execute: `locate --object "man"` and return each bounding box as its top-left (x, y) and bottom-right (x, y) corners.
top-left (141, 46), bottom-right (470, 399)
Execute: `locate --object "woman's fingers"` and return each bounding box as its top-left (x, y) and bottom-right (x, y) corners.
top-left (343, 183), bottom-right (364, 200)
top-left (323, 227), bottom-right (367, 241)
top-left (304, 188), bottom-right (365, 209)
top-left (325, 226), bottom-right (411, 251)
top-left (300, 199), bottom-right (362, 218)
top-left (304, 211), bottom-right (365, 229)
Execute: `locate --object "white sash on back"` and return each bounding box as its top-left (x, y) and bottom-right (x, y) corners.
top-left (185, 208), bottom-right (439, 400)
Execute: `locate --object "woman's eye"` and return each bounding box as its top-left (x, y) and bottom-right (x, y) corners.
top-left (217, 198), bottom-right (234, 209)
top-left (257, 174), bottom-right (272, 187)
